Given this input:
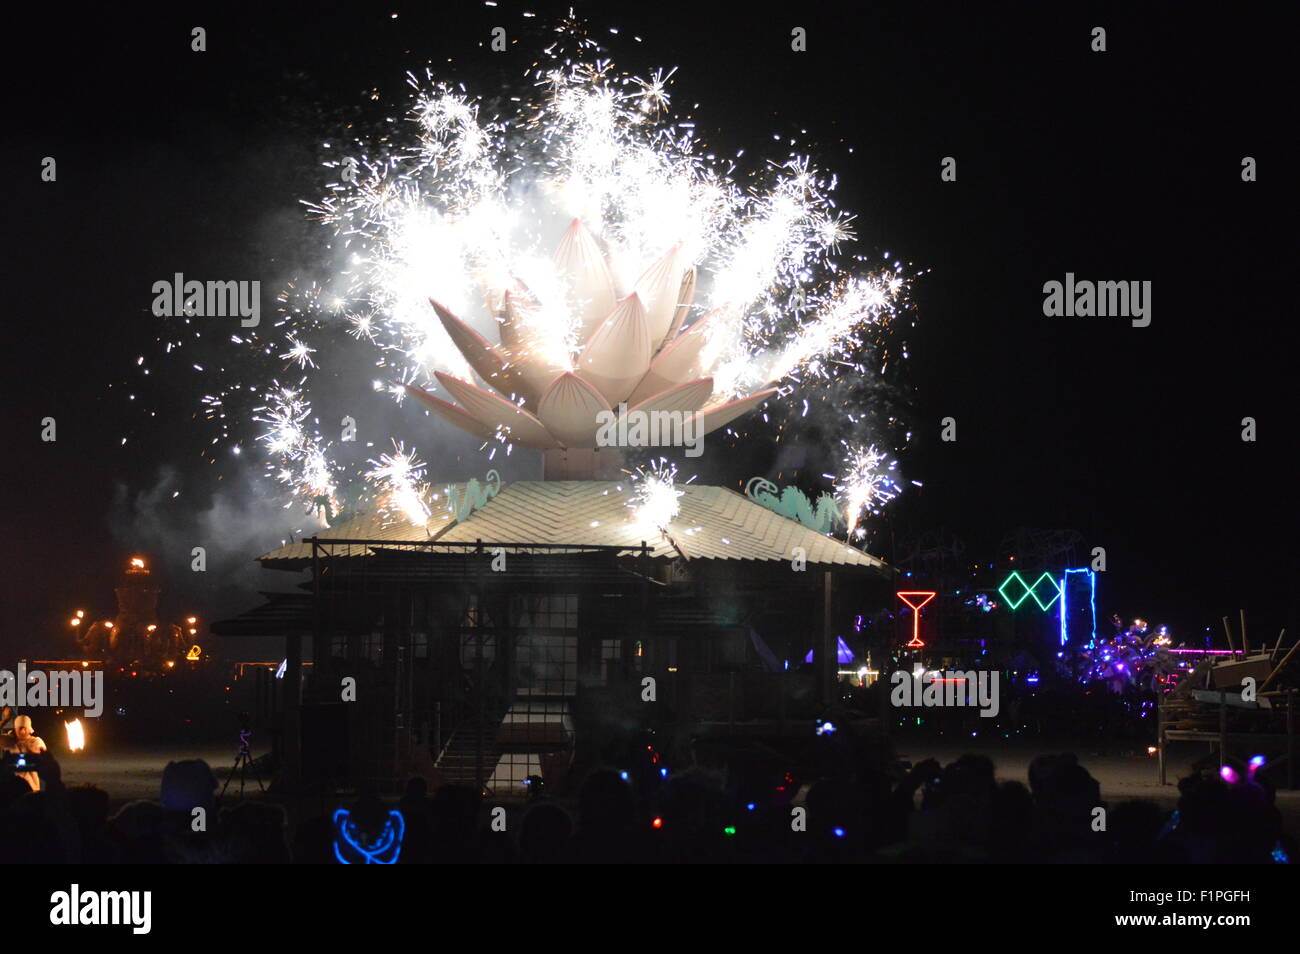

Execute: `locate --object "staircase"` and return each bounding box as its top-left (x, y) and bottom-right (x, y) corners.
top-left (435, 712), bottom-right (504, 789)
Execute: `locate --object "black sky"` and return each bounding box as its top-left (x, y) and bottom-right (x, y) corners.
top-left (3, 1), bottom-right (1294, 659)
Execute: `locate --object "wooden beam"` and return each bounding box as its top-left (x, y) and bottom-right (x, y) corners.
top-left (1261, 639), bottom-right (1300, 693)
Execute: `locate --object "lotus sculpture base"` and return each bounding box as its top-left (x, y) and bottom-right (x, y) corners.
top-left (544, 447), bottom-right (626, 480)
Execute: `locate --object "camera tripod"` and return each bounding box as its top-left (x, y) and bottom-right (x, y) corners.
top-left (219, 728), bottom-right (264, 799)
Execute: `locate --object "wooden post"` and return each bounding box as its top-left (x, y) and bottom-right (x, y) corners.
top-left (280, 537), bottom-right (314, 790)
top-left (1219, 691), bottom-right (1228, 770)
top-left (1157, 691), bottom-right (1166, 785)
top-left (1222, 616), bottom-right (1236, 654)
top-left (819, 571), bottom-right (835, 706)
top-left (1288, 690), bottom-right (1295, 790)
top-left (1240, 609), bottom-right (1249, 656)
top-left (728, 672), bottom-right (735, 729)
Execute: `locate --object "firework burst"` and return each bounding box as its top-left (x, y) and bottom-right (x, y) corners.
top-left (366, 442), bottom-right (432, 528)
top-left (835, 443), bottom-right (900, 540)
top-left (629, 459), bottom-right (686, 533)
top-left (143, 23), bottom-right (914, 533)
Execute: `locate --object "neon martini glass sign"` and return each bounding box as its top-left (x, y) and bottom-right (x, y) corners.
top-left (897, 591), bottom-right (936, 648)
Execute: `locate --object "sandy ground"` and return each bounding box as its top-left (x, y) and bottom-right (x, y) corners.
top-left (55, 742), bottom-right (255, 806)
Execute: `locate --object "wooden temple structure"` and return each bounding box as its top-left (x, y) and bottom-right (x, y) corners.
top-left (213, 478), bottom-right (894, 795)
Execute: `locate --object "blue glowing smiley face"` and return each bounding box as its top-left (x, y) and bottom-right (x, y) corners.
top-left (333, 808), bottom-right (405, 865)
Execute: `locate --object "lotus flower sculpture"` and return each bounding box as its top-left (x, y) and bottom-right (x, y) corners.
top-left (403, 218), bottom-right (778, 477)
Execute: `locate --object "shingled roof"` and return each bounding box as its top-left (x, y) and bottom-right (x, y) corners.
top-left (257, 481), bottom-right (888, 572)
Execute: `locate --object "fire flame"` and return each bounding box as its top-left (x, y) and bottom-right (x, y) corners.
top-left (65, 719), bottom-right (85, 753)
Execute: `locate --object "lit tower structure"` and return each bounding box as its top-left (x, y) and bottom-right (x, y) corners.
top-left (72, 557), bottom-right (202, 668)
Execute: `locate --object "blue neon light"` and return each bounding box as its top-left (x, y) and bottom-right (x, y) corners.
top-left (1060, 568), bottom-right (1098, 646)
top-left (333, 808), bottom-right (405, 864)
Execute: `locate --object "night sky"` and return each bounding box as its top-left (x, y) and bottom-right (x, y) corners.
top-left (4, 1), bottom-right (1293, 660)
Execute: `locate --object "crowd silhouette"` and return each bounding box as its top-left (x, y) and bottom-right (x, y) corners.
top-left (1, 738), bottom-right (1292, 863)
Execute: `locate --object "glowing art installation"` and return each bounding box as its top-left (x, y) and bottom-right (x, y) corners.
top-left (896, 591), bottom-right (936, 648)
top-left (803, 636), bottom-right (856, 665)
top-left (997, 571), bottom-right (1062, 612)
top-left (1060, 567), bottom-right (1097, 647)
top-left (243, 62), bottom-right (906, 507)
top-left (333, 808), bottom-right (405, 865)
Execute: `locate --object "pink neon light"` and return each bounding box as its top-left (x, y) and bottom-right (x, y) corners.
top-left (897, 591), bottom-right (936, 648)
top-left (1166, 649), bottom-right (1240, 655)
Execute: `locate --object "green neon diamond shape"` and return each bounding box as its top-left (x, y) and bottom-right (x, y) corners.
top-left (998, 571), bottom-right (1032, 610)
top-left (1028, 572), bottom-right (1062, 611)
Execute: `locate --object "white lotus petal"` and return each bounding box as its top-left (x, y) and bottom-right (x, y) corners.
top-left (434, 372), bottom-right (556, 449)
top-left (628, 376), bottom-right (714, 416)
top-left (538, 372), bottom-right (612, 448)
top-left (404, 385), bottom-right (497, 440)
top-left (625, 329), bottom-right (708, 405)
top-left (429, 299), bottom-right (534, 405)
top-left (657, 267), bottom-right (696, 353)
top-left (496, 290), bottom-right (573, 397)
top-left (485, 287), bottom-right (522, 353)
top-left (555, 218), bottom-right (616, 341)
top-left (699, 387), bottom-right (778, 435)
top-left (679, 306), bottom-right (721, 340)
top-left (577, 293), bottom-right (653, 405)
top-left (633, 246), bottom-right (684, 346)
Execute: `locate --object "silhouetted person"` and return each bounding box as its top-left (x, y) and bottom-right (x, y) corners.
top-left (519, 802), bottom-right (572, 864)
top-left (398, 777), bottom-right (435, 864)
top-left (65, 783), bottom-right (117, 864)
top-left (570, 769), bottom-right (646, 863)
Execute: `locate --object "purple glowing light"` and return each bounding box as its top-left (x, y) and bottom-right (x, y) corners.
top-left (804, 637), bottom-right (856, 665)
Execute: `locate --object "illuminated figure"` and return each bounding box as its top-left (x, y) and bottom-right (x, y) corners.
top-left (896, 591), bottom-right (936, 648)
top-left (2, 714), bottom-right (47, 792)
